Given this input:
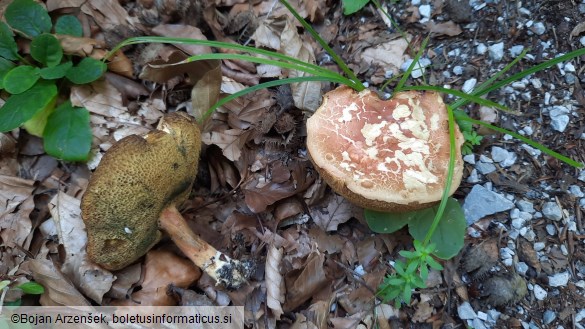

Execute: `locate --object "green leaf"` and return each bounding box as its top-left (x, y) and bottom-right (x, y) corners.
top-left (364, 208), bottom-right (413, 233)
top-left (22, 99), bottom-right (56, 137)
top-left (0, 280), bottom-right (10, 290)
top-left (0, 22), bottom-right (18, 60)
top-left (0, 79), bottom-right (57, 132)
top-left (408, 198), bottom-right (466, 259)
top-left (342, 0), bottom-right (370, 15)
top-left (5, 0), bottom-right (52, 38)
top-left (65, 57), bottom-right (106, 84)
top-left (454, 109), bottom-right (473, 133)
top-left (54, 15), bottom-right (83, 37)
top-left (0, 57), bottom-right (16, 89)
top-left (16, 281), bottom-right (44, 295)
top-left (40, 61), bottom-right (73, 79)
top-left (30, 34), bottom-right (63, 67)
top-left (3, 65), bottom-right (41, 94)
top-left (426, 257), bottom-right (443, 271)
top-left (43, 102), bottom-right (92, 161)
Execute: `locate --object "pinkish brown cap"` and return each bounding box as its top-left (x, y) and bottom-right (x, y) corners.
top-left (306, 86), bottom-right (464, 212)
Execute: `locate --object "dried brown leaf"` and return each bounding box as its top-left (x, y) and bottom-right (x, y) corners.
top-left (81, 0), bottom-right (135, 31)
top-left (55, 35), bottom-right (104, 58)
top-left (151, 24), bottom-right (212, 56)
top-left (202, 129), bottom-right (250, 161)
top-left (49, 192), bottom-right (115, 304)
top-left (191, 60), bottom-right (222, 122)
top-left (106, 263), bottom-right (142, 300)
top-left (70, 80), bottom-right (125, 118)
top-left (28, 258), bottom-right (91, 306)
top-left (242, 174), bottom-right (299, 213)
top-left (360, 37), bottom-right (409, 77)
top-left (310, 194), bottom-right (356, 232)
top-left (266, 245), bottom-right (285, 319)
top-left (284, 252), bottom-right (329, 311)
top-left (570, 21), bottom-right (585, 38)
top-left (425, 20), bottom-right (463, 36)
top-left (0, 175), bottom-right (35, 218)
top-left (111, 250), bottom-right (201, 306)
top-left (412, 300), bottom-right (434, 323)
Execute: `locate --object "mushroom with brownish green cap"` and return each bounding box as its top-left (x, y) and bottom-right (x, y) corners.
top-left (306, 86), bottom-right (464, 212)
top-left (81, 112), bottom-right (254, 289)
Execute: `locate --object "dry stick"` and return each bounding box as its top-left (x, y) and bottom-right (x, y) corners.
top-left (159, 206), bottom-right (255, 290)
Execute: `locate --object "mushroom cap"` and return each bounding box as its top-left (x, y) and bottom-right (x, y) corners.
top-left (306, 86), bottom-right (464, 212)
top-left (81, 112), bottom-right (201, 270)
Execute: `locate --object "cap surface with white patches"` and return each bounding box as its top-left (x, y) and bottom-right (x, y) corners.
top-left (306, 86), bottom-right (464, 212)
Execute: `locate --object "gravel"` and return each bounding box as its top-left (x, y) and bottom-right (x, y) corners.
top-left (542, 202), bottom-right (563, 221)
top-left (463, 185), bottom-right (515, 225)
top-left (548, 272), bottom-right (570, 287)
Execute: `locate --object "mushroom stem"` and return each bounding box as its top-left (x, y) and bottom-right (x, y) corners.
top-left (159, 206), bottom-right (254, 290)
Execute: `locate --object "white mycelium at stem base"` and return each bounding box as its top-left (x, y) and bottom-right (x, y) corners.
top-left (306, 86), bottom-right (464, 213)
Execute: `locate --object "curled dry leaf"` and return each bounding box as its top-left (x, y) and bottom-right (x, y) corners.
top-left (110, 249), bottom-right (201, 306)
top-left (151, 24), bottom-right (212, 56)
top-left (70, 80), bottom-right (125, 118)
top-left (310, 194), bottom-right (358, 232)
top-left (424, 20), bottom-right (463, 36)
top-left (360, 37), bottom-right (409, 77)
top-left (266, 245), bottom-right (285, 319)
top-left (49, 192), bottom-right (115, 304)
top-left (481, 271), bottom-right (527, 307)
top-left (284, 252), bottom-right (329, 312)
top-left (460, 238), bottom-right (499, 280)
top-left (28, 258), bottom-right (91, 306)
top-left (202, 129), bottom-right (251, 162)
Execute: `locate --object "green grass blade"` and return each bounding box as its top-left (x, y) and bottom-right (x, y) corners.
top-left (395, 36), bottom-right (430, 91)
top-left (201, 76), bottom-right (346, 122)
top-left (423, 104), bottom-right (457, 244)
top-left (459, 117), bottom-right (584, 168)
top-left (105, 36), bottom-right (336, 77)
top-left (452, 47), bottom-right (585, 109)
top-left (401, 85), bottom-right (517, 113)
top-left (278, 0), bottom-right (365, 91)
top-left (183, 53), bottom-right (358, 88)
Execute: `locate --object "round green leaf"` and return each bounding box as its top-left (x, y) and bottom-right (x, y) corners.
top-left (0, 58), bottom-right (16, 89)
top-left (365, 208), bottom-right (412, 234)
top-left (407, 198), bottom-right (466, 260)
top-left (31, 34), bottom-right (63, 67)
top-left (0, 21), bottom-right (18, 60)
top-left (342, 0), bottom-right (370, 15)
top-left (3, 65), bottom-right (41, 94)
top-left (66, 57), bottom-right (106, 84)
top-left (54, 15), bottom-right (83, 37)
top-left (16, 281), bottom-right (45, 295)
top-left (44, 101), bottom-right (91, 161)
top-left (40, 61), bottom-right (73, 79)
top-left (0, 79), bottom-right (57, 132)
top-left (5, 0), bottom-right (52, 38)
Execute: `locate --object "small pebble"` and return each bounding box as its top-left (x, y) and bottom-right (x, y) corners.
top-left (509, 45), bottom-right (524, 57)
top-left (453, 65), bottom-right (464, 75)
top-left (476, 162), bottom-right (497, 174)
top-left (533, 242), bottom-right (545, 252)
top-left (463, 154), bottom-right (476, 164)
top-left (548, 272), bottom-right (570, 287)
top-left (517, 200), bottom-right (535, 213)
top-left (542, 202), bottom-right (563, 221)
top-left (516, 262), bottom-right (529, 275)
top-left (476, 43), bottom-right (487, 55)
top-left (467, 169), bottom-right (481, 183)
top-left (533, 284), bottom-right (547, 300)
top-left (545, 224), bottom-right (556, 235)
top-left (419, 4), bottom-right (431, 18)
top-left (462, 78), bottom-right (477, 93)
top-left (488, 42), bottom-right (504, 62)
top-left (569, 185), bottom-right (584, 197)
top-left (532, 22), bottom-right (546, 35)
top-left (458, 302), bottom-right (477, 320)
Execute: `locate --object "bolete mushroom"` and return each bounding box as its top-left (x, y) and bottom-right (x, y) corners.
top-left (306, 86), bottom-right (464, 212)
top-left (81, 112), bottom-right (254, 289)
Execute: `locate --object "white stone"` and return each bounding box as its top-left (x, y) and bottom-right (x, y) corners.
top-left (533, 242), bottom-right (546, 252)
top-left (476, 43), bottom-right (487, 55)
top-left (509, 45), bottom-right (525, 57)
top-left (548, 272), bottom-right (570, 287)
top-left (542, 202), bottom-right (563, 221)
top-left (569, 185), bottom-right (584, 197)
top-left (419, 4), bottom-right (431, 18)
top-left (533, 284), bottom-right (548, 300)
top-left (458, 302), bottom-right (477, 320)
top-left (463, 154), bottom-right (476, 164)
top-left (462, 78), bottom-right (478, 93)
top-left (453, 65), bottom-right (464, 75)
top-left (530, 78), bottom-right (542, 89)
top-left (488, 42), bottom-right (505, 62)
top-left (532, 22), bottom-right (546, 35)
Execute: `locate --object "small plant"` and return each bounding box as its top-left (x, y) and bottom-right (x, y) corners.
top-left (104, 0), bottom-right (584, 309)
top-left (0, 0), bottom-right (106, 161)
top-left (0, 279), bottom-right (44, 307)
